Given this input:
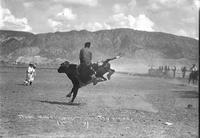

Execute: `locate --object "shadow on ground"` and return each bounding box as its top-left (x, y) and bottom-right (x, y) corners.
top-left (39, 100), bottom-right (83, 106)
top-left (172, 90), bottom-right (199, 98)
top-left (16, 83), bottom-right (25, 86)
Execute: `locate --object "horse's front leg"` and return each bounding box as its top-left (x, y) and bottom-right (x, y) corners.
top-left (66, 88), bottom-right (73, 97)
top-left (70, 85), bottom-right (79, 103)
top-left (67, 79), bottom-right (80, 103)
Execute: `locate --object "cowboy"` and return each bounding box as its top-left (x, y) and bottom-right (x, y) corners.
top-left (172, 65), bottom-right (176, 78)
top-left (79, 42), bottom-right (97, 85)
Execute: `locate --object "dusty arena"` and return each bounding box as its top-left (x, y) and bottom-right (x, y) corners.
top-left (0, 66), bottom-right (198, 138)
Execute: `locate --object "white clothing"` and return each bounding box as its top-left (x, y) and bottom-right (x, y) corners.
top-left (26, 66), bottom-right (36, 82)
top-left (191, 66), bottom-right (198, 72)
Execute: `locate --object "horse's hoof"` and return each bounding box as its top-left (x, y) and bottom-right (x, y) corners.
top-left (68, 101), bottom-right (73, 104)
top-left (103, 78), bottom-right (107, 81)
top-left (93, 81), bottom-right (98, 85)
top-left (93, 80), bottom-right (98, 85)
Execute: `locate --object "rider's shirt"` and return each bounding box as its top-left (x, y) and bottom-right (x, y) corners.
top-left (79, 47), bottom-right (92, 66)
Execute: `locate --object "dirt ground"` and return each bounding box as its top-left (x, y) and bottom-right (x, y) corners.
top-left (0, 67), bottom-right (198, 138)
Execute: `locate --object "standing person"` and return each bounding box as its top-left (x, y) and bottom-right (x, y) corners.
top-left (181, 66), bottom-right (187, 78)
top-left (79, 42), bottom-right (97, 85)
top-left (164, 65), bottom-right (168, 75)
top-left (24, 63), bottom-right (36, 86)
top-left (172, 65), bottom-right (176, 78)
top-left (191, 64), bottom-right (198, 72)
top-left (30, 64), bottom-right (36, 85)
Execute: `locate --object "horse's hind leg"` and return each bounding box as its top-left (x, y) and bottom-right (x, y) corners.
top-left (101, 76), bottom-right (107, 81)
top-left (107, 69), bottom-right (115, 80)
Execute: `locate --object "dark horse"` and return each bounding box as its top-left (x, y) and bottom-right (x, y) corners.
top-left (57, 56), bottom-right (119, 103)
top-left (188, 70), bottom-right (199, 84)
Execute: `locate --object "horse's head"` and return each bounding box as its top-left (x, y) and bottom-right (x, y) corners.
top-left (58, 61), bottom-right (70, 73)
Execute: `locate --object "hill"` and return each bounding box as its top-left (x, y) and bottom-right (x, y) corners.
top-left (0, 29), bottom-right (198, 72)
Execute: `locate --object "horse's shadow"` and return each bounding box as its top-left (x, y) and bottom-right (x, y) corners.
top-left (16, 83), bottom-right (26, 86)
top-left (39, 100), bottom-right (83, 106)
top-left (172, 90), bottom-right (199, 98)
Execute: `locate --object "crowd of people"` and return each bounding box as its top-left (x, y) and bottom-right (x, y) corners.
top-left (151, 64), bottom-right (198, 78)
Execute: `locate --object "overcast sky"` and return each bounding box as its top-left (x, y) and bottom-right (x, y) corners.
top-left (0, 0), bottom-right (199, 39)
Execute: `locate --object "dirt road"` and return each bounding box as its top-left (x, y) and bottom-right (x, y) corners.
top-left (0, 67), bottom-right (198, 138)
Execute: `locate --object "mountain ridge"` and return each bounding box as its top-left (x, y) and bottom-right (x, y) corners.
top-left (0, 29), bottom-right (198, 67)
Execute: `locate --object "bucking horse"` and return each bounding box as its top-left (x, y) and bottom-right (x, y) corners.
top-left (57, 56), bottom-right (120, 103)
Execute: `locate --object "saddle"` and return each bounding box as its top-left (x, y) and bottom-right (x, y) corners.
top-left (76, 64), bottom-right (94, 87)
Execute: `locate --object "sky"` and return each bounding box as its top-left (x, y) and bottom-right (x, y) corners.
top-left (0, 0), bottom-right (199, 39)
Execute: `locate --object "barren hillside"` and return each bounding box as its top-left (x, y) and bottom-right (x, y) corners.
top-left (0, 29), bottom-right (198, 70)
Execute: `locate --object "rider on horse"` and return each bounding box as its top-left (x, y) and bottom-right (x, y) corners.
top-left (58, 50), bottom-right (121, 103)
top-left (79, 42), bottom-right (98, 85)
top-left (188, 64), bottom-right (198, 84)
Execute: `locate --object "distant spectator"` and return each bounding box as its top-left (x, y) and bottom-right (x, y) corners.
top-left (172, 65), bottom-right (176, 78)
top-left (24, 63), bottom-right (36, 86)
top-left (164, 65), bottom-right (168, 75)
top-left (181, 66), bottom-right (187, 78)
top-left (167, 66), bottom-right (170, 71)
top-left (161, 66), bottom-right (164, 72)
top-left (158, 66), bottom-right (162, 71)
